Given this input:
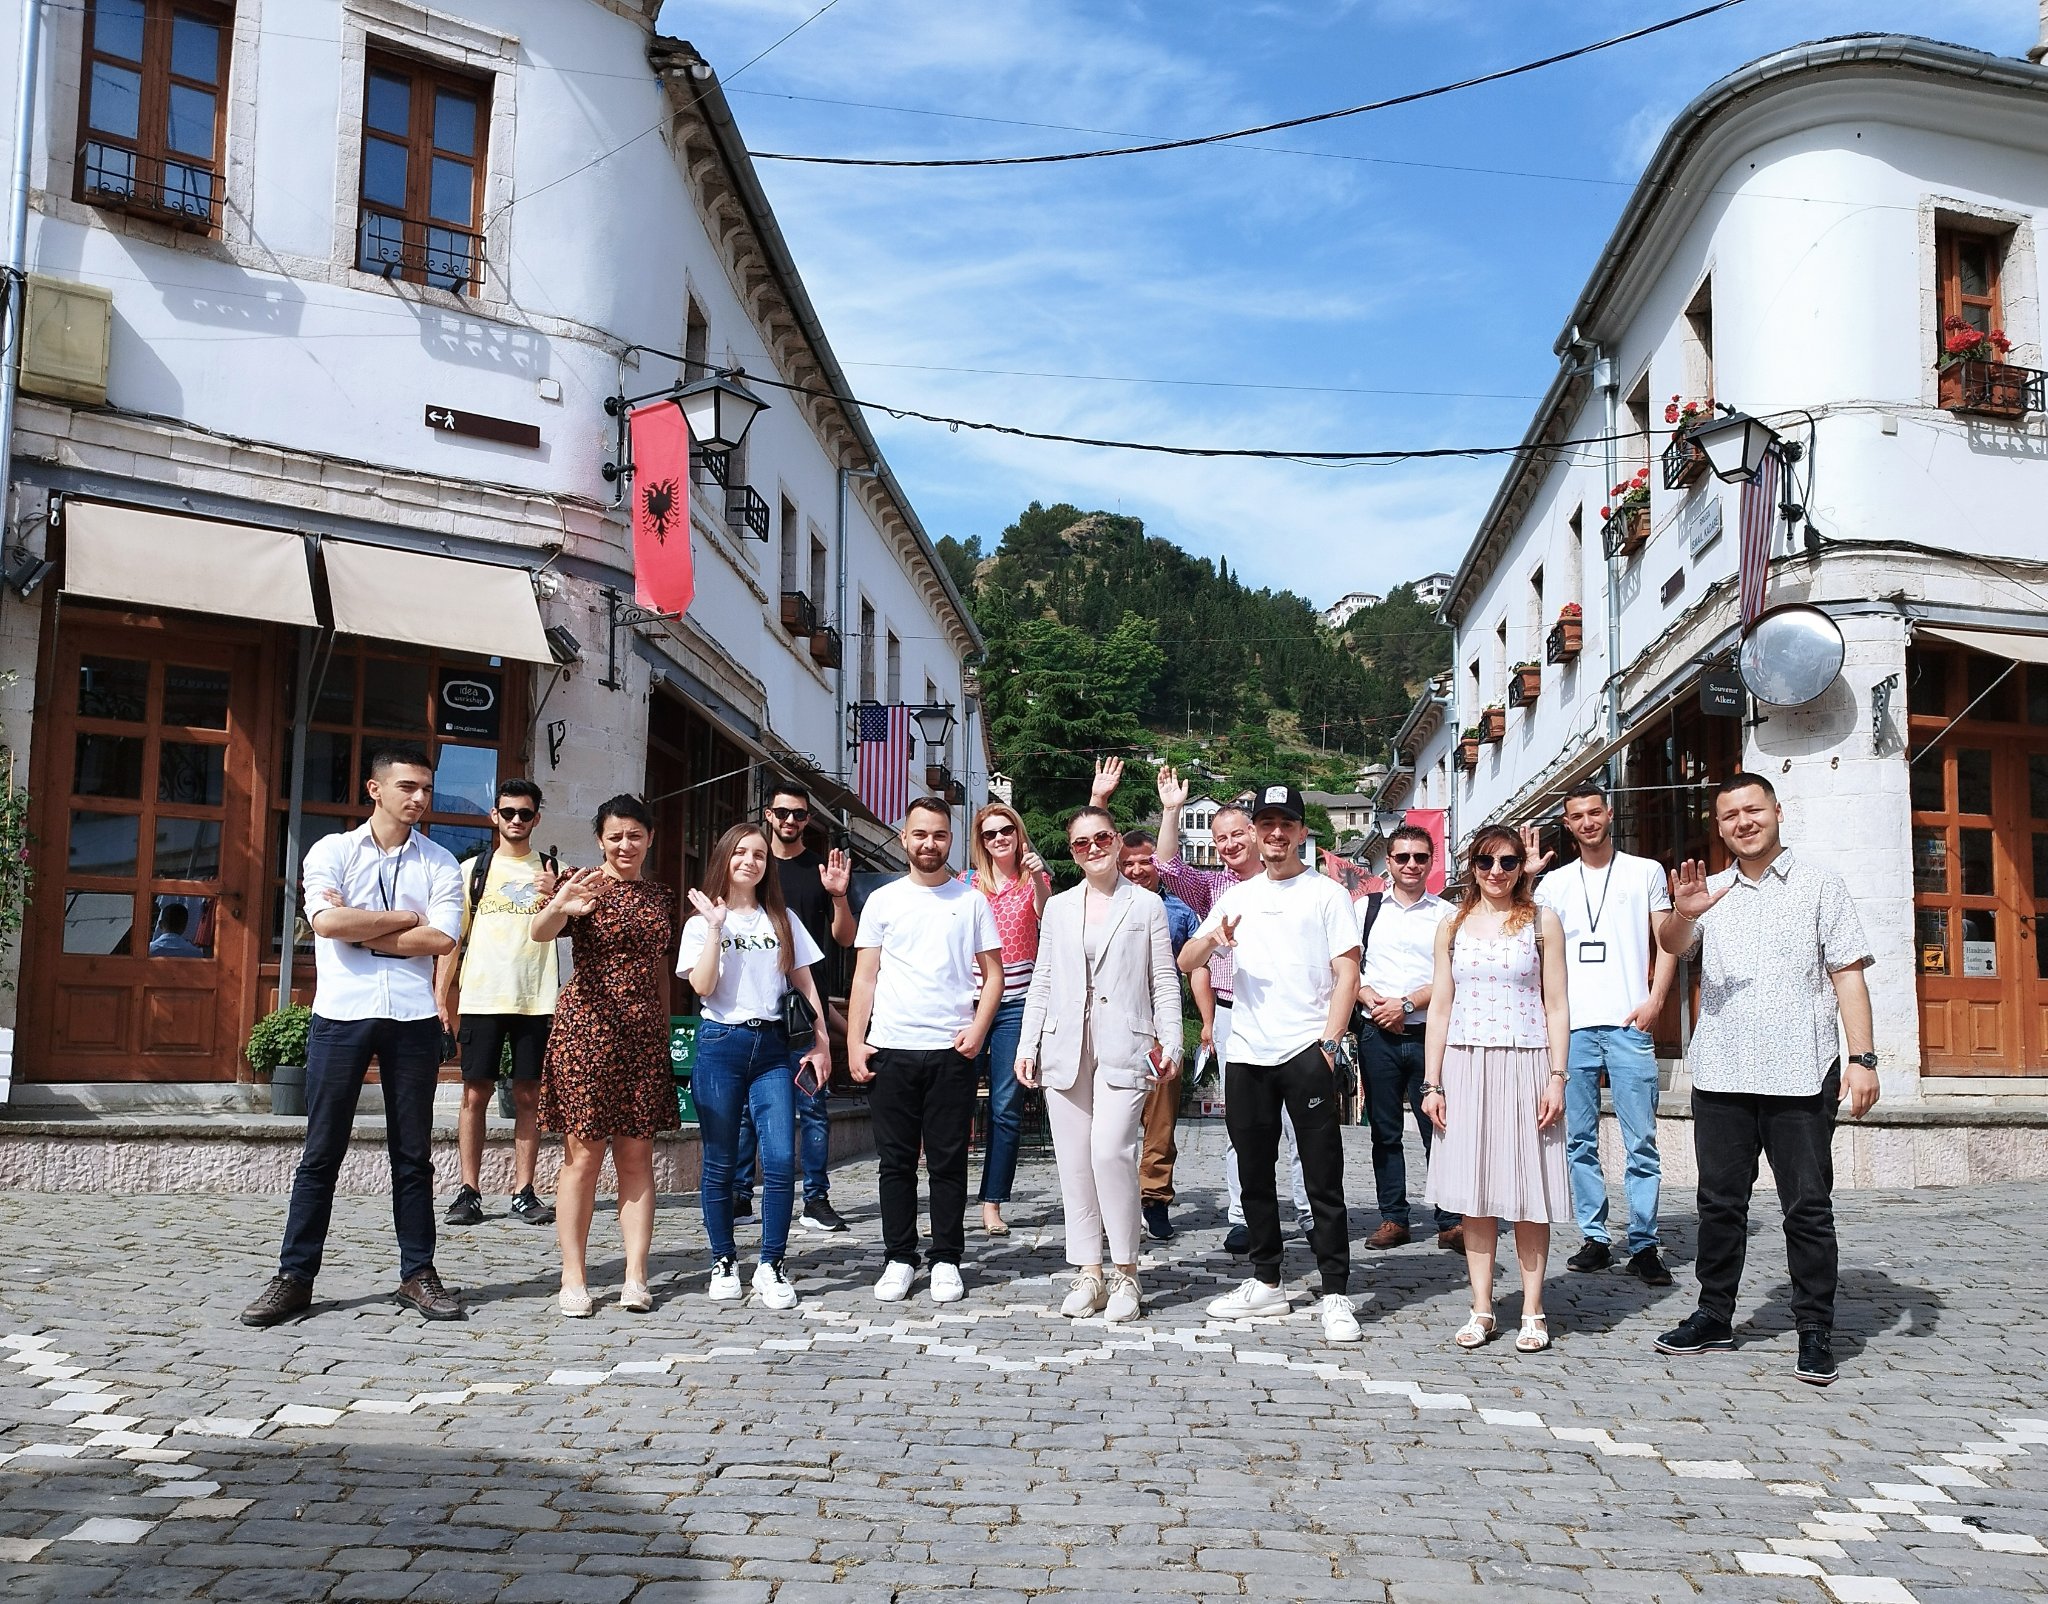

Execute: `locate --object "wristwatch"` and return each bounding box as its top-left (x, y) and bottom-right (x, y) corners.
top-left (1319, 1038), bottom-right (1340, 1059)
top-left (1847, 1052), bottom-right (1878, 1069)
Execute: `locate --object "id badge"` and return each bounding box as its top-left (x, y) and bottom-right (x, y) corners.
top-left (1577, 940), bottom-right (1608, 963)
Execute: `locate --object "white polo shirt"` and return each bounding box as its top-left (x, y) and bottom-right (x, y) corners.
top-left (302, 820), bottom-right (465, 1022)
top-left (1358, 889), bottom-right (1454, 1031)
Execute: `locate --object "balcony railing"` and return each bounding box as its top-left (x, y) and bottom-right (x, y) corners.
top-left (1545, 617), bottom-right (1583, 666)
top-left (1602, 502), bottom-right (1649, 560)
top-left (808, 625), bottom-right (842, 669)
top-left (780, 590), bottom-right (819, 635)
top-left (726, 483), bottom-right (771, 541)
top-left (355, 210), bottom-right (484, 294)
top-left (1939, 359), bottom-right (2045, 420)
top-left (694, 448), bottom-right (729, 490)
top-left (79, 142), bottom-right (221, 233)
top-left (1662, 431), bottom-right (1708, 490)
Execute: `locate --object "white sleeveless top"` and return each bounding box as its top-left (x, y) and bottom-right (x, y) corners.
top-left (1446, 920), bottom-right (1546, 1048)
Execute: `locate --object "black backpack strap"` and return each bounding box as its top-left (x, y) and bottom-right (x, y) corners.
top-left (1359, 890), bottom-right (1385, 953)
top-left (457, 847), bottom-right (494, 961)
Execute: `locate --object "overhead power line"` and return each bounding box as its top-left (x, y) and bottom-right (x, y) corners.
top-left (747, 0), bottom-right (1749, 169)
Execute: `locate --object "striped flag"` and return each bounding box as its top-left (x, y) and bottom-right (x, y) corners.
top-left (1738, 445), bottom-right (1781, 629)
top-left (855, 702), bottom-right (913, 824)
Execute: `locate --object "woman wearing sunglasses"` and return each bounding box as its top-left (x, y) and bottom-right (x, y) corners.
top-left (1421, 825), bottom-right (1571, 1353)
top-left (963, 802), bottom-right (1051, 1235)
top-left (1015, 807), bottom-right (1182, 1322)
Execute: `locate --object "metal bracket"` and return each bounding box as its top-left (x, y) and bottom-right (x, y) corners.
top-left (598, 586), bottom-right (679, 692)
top-left (1871, 672), bottom-right (1900, 755)
top-left (546, 718), bottom-right (568, 769)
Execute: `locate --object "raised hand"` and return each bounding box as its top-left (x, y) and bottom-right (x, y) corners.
top-left (1669, 859), bottom-right (1730, 922)
top-left (1090, 755), bottom-right (1124, 806)
top-left (1156, 764), bottom-right (1189, 811)
top-left (532, 866), bottom-right (559, 900)
top-left (1518, 823), bottom-right (1555, 877)
top-left (1216, 914), bottom-right (1241, 949)
top-left (552, 866), bottom-right (608, 918)
top-left (686, 887), bottom-right (729, 931)
top-left (1021, 849), bottom-right (1048, 879)
top-left (819, 848), bottom-right (850, 897)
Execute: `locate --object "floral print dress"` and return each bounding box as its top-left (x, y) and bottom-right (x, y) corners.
top-left (540, 876), bottom-right (681, 1141)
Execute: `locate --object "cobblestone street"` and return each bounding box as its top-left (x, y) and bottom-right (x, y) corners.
top-left (0, 1124), bottom-right (2044, 1603)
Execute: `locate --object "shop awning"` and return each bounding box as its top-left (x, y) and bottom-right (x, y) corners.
top-left (60, 499), bottom-right (320, 626)
top-left (323, 541), bottom-right (552, 663)
top-left (1921, 624), bottom-right (2048, 665)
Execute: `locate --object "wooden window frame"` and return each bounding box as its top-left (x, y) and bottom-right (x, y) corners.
top-left (75, 0), bottom-right (234, 235)
top-left (1937, 225), bottom-right (2005, 341)
top-left (356, 48), bottom-right (490, 296)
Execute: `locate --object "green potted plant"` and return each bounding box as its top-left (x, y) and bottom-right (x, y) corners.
top-left (1458, 727), bottom-right (1481, 768)
top-left (1510, 661), bottom-right (1543, 706)
top-left (247, 1004), bottom-right (313, 1117)
top-left (1481, 704), bottom-right (1506, 742)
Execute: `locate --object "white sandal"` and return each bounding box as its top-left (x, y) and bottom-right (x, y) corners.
top-left (1516, 1313), bottom-right (1551, 1352)
top-left (1454, 1310), bottom-right (1497, 1348)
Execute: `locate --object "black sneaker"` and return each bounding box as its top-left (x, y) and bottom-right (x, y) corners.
top-left (1794, 1330), bottom-right (1838, 1387)
top-left (732, 1195), bottom-right (755, 1221)
top-left (240, 1273), bottom-right (312, 1328)
top-left (1143, 1202), bottom-right (1176, 1241)
top-left (1222, 1224), bottom-right (1250, 1255)
top-left (800, 1198), bottom-right (849, 1234)
top-left (1567, 1240), bottom-right (1611, 1273)
top-left (443, 1185), bottom-right (484, 1226)
top-left (1625, 1246), bottom-right (1674, 1287)
top-left (1654, 1310), bottom-right (1735, 1355)
top-left (509, 1186), bottom-right (556, 1227)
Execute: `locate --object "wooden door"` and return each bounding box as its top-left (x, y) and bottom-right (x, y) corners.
top-left (19, 621), bottom-right (262, 1080)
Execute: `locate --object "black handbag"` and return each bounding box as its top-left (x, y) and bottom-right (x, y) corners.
top-left (779, 984), bottom-right (817, 1038)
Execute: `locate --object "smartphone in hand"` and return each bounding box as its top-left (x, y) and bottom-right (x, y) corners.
top-left (1144, 1043), bottom-right (1170, 1082)
top-left (795, 1058), bottom-right (828, 1097)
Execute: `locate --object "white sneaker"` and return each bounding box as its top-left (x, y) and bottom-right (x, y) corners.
top-left (708, 1257), bottom-right (743, 1302)
top-left (1207, 1277), bottom-right (1291, 1319)
top-left (928, 1262), bottom-right (965, 1304)
top-left (874, 1260), bottom-right (916, 1302)
top-left (1103, 1270), bottom-right (1141, 1324)
top-left (752, 1260), bottom-right (798, 1311)
top-left (1059, 1271), bottom-right (1107, 1318)
top-left (1320, 1293), bottom-right (1362, 1343)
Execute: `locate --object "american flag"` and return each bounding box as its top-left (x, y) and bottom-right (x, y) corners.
top-left (855, 702), bottom-right (913, 823)
top-left (1738, 444), bottom-right (1781, 629)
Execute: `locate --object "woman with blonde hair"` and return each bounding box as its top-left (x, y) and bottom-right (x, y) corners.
top-left (1421, 824), bottom-right (1571, 1353)
top-left (963, 800), bottom-right (1050, 1234)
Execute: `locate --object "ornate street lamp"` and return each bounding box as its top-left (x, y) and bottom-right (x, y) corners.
top-left (1690, 408), bottom-right (1780, 484)
top-left (673, 373), bottom-right (767, 454)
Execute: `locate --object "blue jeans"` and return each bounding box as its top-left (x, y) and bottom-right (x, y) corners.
top-left (733, 1078), bottom-right (832, 1204)
top-left (694, 1022), bottom-right (798, 1264)
top-left (1357, 1023), bottom-right (1459, 1231)
top-left (976, 995), bottom-right (1026, 1205)
top-left (1565, 1025), bottom-right (1662, 1253)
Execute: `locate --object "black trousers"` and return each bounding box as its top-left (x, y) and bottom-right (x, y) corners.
top-left (1225, 1043), bottom-right (1350, 1294)
top-left (867, 1047), bottom-right (977, 1269)
top-left (1692, 1064), bottom-right (1840, 1333)
top-left (1357, 1023), bottom-right (1460, 1231)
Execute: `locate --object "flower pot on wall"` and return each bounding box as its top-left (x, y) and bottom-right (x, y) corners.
top-left (1548, 618), bottom-right (1583, 663)
top-left (270, 1062), bottom-right (306, 1118)
top-left (1481, 708), bottom-right (1506, 742)
top-left (1510, 665), bottom-right (1542, 707)
top-left (1938, 360), bottom-right (2033, 419)
top-left (1458, 736), bottom-right (1480, 768)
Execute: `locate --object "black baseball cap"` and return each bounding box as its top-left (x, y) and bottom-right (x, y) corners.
top-left (1250, 783), bottom-right (1305, 822)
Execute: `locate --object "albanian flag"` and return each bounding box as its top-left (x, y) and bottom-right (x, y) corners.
top-left (628, 400), bottom-right (692, 615)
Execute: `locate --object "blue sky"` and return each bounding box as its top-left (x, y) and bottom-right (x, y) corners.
top-left (655, 0), bottom-right (2030, 605)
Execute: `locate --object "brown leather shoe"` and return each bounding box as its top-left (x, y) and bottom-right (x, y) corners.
top-left (240, 1273), bottom-right (312, 1328)
top-left (1366, 1220), bottom-right (1411, 1250)
top-left (391, 1267), bottom-right (465, 1321)
top-left (1437, 1225), bottom-right (1467, 1254)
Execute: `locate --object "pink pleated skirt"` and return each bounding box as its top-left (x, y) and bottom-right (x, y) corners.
top-left (1426, 1044), bottom-right (1570, 1224)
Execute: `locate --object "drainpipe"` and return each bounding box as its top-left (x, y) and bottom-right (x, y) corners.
top-left (0, 0), bottom-right (44, 503)
top-left (1592, 346), bottom-right (1623, 776)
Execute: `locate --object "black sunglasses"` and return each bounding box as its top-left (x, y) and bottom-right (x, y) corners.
top-left (1390, 851), bottom-right (1431, 864)
top-left (766, 806), bottom-right (809, 822)
top-left (494, 807), bottom-right (537, 823)
top-left (1473, 853), bottom-right (1522, 873)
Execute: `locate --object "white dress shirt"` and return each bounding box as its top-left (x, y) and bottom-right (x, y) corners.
top-left (302, 820), bottom-right (466, 1022)
top-left (1358, 889), bottom-right (1453, 1032)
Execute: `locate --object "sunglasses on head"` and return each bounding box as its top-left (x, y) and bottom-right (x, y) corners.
top-left (1390, 851), bottom-right (1431, 864)
top-left (494, 806), bottom-right (537, 823)
top-left (1473, 852), bottom-right (1522, 873)
top-left (766, 806), bottom-right (809, 822)
top-left (981, 822), bottom-right (1017, 840)
top-left (1068, 829), bottom-right (1118, 857)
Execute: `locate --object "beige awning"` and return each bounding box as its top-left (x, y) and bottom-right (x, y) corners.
top-left (61, 499), bottom-right (320, 626)
top-left (1921, 624), bottom-right (2048, 665)
top-left (323, 541), bottom-right (552, 663)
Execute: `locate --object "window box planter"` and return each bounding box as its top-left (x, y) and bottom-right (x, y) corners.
top-left (1481, 707), bottom-right (1506, 743)
top-left (1547, 616), bottom-right (1583, 664)
top-left (808, 625), bottom-right (841, 669)
top-left (1602, 503), bottom-right (1649, 560)
top-left (1938, 359), bottom-right (2041, 420)
top-left (1509, 663), bottom-right (1542, 708)
top-left (1458, 732), bottom-right (1481, 769)
top-left (1662, 431), bottom-right (1708, 491)
top-left (780, 591), bottom-right (818, 634)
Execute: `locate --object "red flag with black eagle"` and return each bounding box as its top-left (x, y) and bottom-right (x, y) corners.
top-left (628, 400), bottom-right (693, 615)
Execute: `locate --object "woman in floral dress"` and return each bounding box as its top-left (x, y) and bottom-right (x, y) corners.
top-left (532, 794), bottom-right (678, 1316)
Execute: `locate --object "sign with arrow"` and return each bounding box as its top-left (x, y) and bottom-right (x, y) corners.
top-left (422, 404), bottom-right (540, 449)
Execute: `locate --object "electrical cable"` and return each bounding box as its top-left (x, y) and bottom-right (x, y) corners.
top-left (746, 0), bottom-right (1748, 168)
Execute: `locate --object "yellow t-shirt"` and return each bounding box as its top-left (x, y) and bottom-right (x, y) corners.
top-left (456, 851), bottom-right (560, 1015)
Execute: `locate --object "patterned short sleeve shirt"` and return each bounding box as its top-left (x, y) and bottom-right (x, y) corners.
top-left (1685, 850), bottom-right (1871, 1096)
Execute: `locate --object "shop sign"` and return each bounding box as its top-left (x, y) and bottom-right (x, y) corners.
top-left (436, 668), bottom-right (502, 739)
top-left (1963, 941), bottom-right (1998, 978)
top-left (1700, 672), bottom-right (1744, 718)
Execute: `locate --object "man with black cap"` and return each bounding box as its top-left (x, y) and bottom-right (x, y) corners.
top-left (1179, 783), bottom-right (1362, 1343)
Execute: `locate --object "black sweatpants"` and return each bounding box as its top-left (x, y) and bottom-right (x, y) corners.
top-left (1225, 1042), bottom-right (1350, 1294)
top-left (867, 1047), bottom-right (977, 1269)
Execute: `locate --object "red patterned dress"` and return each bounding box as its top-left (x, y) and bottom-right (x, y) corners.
top-left (540, 876), bottom-right (681, 1140)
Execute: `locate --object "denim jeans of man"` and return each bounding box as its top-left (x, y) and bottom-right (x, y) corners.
top-left (279, 1015), bottom-right (442, 1286)
top-left (1225, 1044), bottom-right (1350, 1294)
top-left (732, 1076), bottom-right (832, 1204)
top-left (976, 995), bottom-right (1026, 1205)
top-left (1565, 1025), bottom-right (1662, 1253)
top-left (1692, 1065), bottom-right (1841, 1333)
top-left (868, 1047), bottom-right (978, 1268)
top-left (1357, 1023), bottom-right (1459, 1232)
top-left (695, 1021), bottom-right (798, 1265)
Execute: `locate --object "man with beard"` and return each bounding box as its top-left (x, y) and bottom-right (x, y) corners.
top-left (846, 798), bottom-right (1003, 1304)
top-left (1120, 827), bottom-right (1197, 1241)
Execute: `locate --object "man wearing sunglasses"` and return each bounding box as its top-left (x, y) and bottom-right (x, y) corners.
top-left (727, 787), bottom-right (857, 1235)
top-left (1355, 824), bottom-right (1462, 1254)
top-left (439, 778), bottom-right (560, 1230)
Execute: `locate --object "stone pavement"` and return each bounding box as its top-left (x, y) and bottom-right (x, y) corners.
top-left (0, 1121), bottom-right (2044, 1603)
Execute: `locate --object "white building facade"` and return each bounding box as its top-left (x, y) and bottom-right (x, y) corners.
top-left (0, 0), bottom-right (980, 1097)
top-left (1440, 34), bottom-right (2048, 1102)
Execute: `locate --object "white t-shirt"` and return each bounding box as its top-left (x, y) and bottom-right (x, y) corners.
top-left (1534, 851), bottom-right (1672, 1030)
top-left (1193, 869), bottom-right (1361, 1064)
top-left (1358, 890), bottom-right (1454, 1028)
top-left (855, 876), bottom-right (1002, 1051)
top-left (676, 906), bottom-right (824, 1026)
